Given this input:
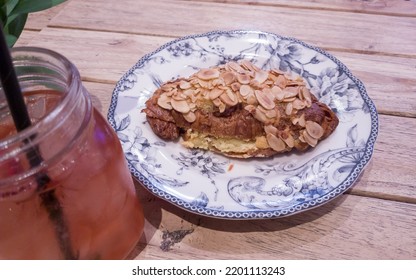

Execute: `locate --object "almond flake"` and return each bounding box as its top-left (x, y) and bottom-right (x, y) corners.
top-left (171, 99), bottom-right (190, 113)
top-left (302, 130), bottom-right (318, 147)
top-left (179, 80), bottom-right (192, 90)
top-left (254, 70), bottom-right (269, 84)
top-left (305, 121), bottom-right (324, 139)
top-left (157, 94), bottom-right (172, 110)
top-left (183, 111), bottom-right (196, 122)
top-left (264, 125), bottom-right (278, 135)
top-left (255, 89), bottom-right (275, 110)
top-left (197, 68), bottom-right (220, 80)
top-left (222, 71), bottom-right (235, 85)
top-left (240, 84), bottom-right (253, 97)
top-left (266, 133), bottom-right (286, 152)
top-left (272, 86), bottom-right (285, 101)
top-left (209, 88), bottom-right (224, 100)
top-left (236, 73), bottom-right (251, 84)
top-left (285, 102), bottom-right (293, 115)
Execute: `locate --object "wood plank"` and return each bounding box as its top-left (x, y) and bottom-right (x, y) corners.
top-left (183, 0), bottom-right (416, 17)
top-left (49, 0), bottom-right (416, 57)
top-left (24, 1), bottom-right (69, 30)
top-left (349, 114), bottom-right (416, 203)
top-left (14, 30), bottom-right (39, 47)
top-left (25, 28), bottom-right (170, 84)
top-left (127, 190), bottom-right (416, 259)
top-left (25, 28), bottom-right (416, 117)
top-left (83, 81), bottom-right (115, 116)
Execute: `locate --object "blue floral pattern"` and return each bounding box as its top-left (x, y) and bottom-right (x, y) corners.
top-left (108, 30), bottom-right (378, 219)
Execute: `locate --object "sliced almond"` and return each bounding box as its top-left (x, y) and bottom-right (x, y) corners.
top-left (285, 102), bottom-right (293, 116)
top-left (244, 104), bottom-right (256, 114)
top-left (222, 71), bottom-right (235, 85)
top-left (240, 60), bottom-right (258, 71)
top-left (230, 82), bottom-right (241, 92)
top-left (157, 94), bottom-right (172, 110)
top-left (281, 133), bottom-right (295, 148)
top-left (236, 73), bottom-right (251, 84)
top-left (179, 80), bottom-right (192, 90)
top-left (305, 121), bottom-right (324, 139)
top-left (300, 87), bottom-right (312, 107)
top-left (254, 70), bottom-right (269, 84)
top-left (302, 130), bottom-right (318, 147)
top-left (212, 78), bottom-right (224, 87)
top-left (198, 79), bottom-right (210, 89)
top-left (298, 113), bottom-right (306, 127)
top-left (183, 111), bottom-right (196, 123)
top-left (266, 133), bottom-right (286, 152)
top-left (212, 98), bottom-right (222, 107)
top-left (264, 124), bottom-right (278, 135)
top-left (265, 108), bottom-right (277, 119)
top-left (257, 104), bottom-right (277, 119)
top-left (171, 99), bottom-right (190, 113)
top-left (220, 90), bottom-right (238, 106)
top-left (165, 89), bottom-right (177, 97)
top-left (219, 102), bottom-right (226, 113)
top-left (255, 89), bottom-right (275, 110)
top-left (197, 68), bottom-right (220, 80)
top-left (292, 98), bottom-right (306, 110)
top-left (182, 89), bottom-right (194, 97)
top-left (161, 83), bottom-right (176, 92)
top-left (272, 86), bottom-right (285, 101)
top-left (275, 74), bottom-right (287, 88)
top-left (246, 93), bottom-right (258, 105)
top-left (209, 88), bottom-right (224, 100)
top-left (283, 87), bottom-right (299, 99)
top-left (253, 107), bottom-right (269, 123)
top-left (171, 92), bottom-right (187, 101)
top-left (240, 84), bottom-right (254, 97)
top-left (227, 61), bottom-right (245, 73)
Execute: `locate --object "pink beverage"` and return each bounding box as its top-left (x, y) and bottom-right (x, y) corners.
top-left (0, 48), bottom-right (144, 259)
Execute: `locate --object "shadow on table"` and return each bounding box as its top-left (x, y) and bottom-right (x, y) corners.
top-left (128, 175), bottom-right (358, 259)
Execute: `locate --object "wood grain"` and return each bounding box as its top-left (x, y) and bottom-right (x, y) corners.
top-left (24, 1), bottom-right (69, 31)
top-left (129, 188), bottom-right (416, 259)
top-left (25, 28), bottom-right (416, 117)
top-left (184, 0), bottom-right (416, 17)
top-left (49, 0), bottom-right (416, 57)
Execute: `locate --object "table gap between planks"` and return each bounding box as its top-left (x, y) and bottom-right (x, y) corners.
top-left (16, 0), bottom-right (416, 259)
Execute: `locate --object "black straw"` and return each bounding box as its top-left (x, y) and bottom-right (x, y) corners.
top-left (0, 25), bottom-right (76, 259)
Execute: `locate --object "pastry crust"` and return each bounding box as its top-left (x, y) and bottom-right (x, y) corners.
top-left (142, 60), bottom-right (339, 158)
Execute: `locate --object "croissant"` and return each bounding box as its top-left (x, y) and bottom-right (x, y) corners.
top-left (142, 60), bottom-right (339, 158)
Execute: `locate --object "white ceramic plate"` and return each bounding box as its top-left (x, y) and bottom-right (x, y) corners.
top-left (108, 30), bottom-right (378, 219)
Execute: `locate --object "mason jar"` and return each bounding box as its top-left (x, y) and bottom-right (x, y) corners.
top-left (0, 47), bottom-right (144, 259)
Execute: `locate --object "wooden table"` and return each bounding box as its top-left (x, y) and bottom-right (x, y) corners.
top-left (16, 0), bottom-right (416, 259)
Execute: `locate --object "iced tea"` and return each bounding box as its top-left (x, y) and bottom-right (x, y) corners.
top-left (0, 48), bottom-right (144, 259)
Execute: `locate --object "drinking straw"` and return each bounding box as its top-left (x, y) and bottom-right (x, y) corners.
top-left (0, 25), bottom-right (76, 259)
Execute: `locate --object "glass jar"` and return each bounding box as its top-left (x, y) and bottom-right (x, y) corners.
top-left (0, 47), bottom-right (144, 259)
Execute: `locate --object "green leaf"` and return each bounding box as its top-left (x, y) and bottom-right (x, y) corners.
top-left (1, 0), bottom-right (66, 47)
top-left (5, 31), bottom-right (17, 46)
top-left (10, 0), bottom-right (66, 15)
top-left (0, 5), bottom-right (7, 27)
top-left (4, 12), bottom-right (26, 47)
top-left (5, 0), bottom-right (19, 15)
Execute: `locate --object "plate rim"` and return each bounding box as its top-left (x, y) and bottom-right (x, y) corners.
top-left (107, 29), bottom-right (379, 220)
